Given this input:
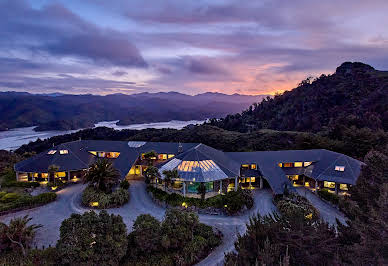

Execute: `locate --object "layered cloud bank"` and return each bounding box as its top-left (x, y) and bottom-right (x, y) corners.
top-left (1, 0), bottom-right (388, 95)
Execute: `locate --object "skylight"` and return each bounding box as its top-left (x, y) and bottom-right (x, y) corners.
top-left (335, 166), bottom-right (345, 172)
top-left (47, 150), bottom-right (56, 155)
top-left (59, 150), bottom-right (69, 154)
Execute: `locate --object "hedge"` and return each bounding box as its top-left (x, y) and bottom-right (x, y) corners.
top-left (2, 180), bottom-right (40, 188)
top-left (0, 192), bottom-right (57, 213)
top-left (275, 194), bottom-right (320, 221)
top-left (318, 188), bottom-right (340, 205)
top-left (147, 185), bottom-right (253, 215)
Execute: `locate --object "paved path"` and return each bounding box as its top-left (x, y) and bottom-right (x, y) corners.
top-left (295, 187), bottom-right (347, 225)
top-left (0, 182), bottom-right (277, 265)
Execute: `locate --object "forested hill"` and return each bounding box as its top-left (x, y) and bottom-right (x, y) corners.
top-left (209, 62), bottom-right (388, 133)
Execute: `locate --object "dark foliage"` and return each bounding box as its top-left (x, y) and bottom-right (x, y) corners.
top-left (57, 210), bottom-right (128, 265)
top-left (318, 188), bottom-right (340, 205)
top-left (83, 158), bottom-right (120, 193)
top-left (124, 209), bottom-right (222, 265)
top-left (0, 192), bottom-right (56, 214)
top-left (120, 179), bottom-right (130, 190)
top-left (81, 186), bottom-right (129, 209)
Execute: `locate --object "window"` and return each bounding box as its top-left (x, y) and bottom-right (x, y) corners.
top-left (251, 177), bottom-right (256, 183)
top-left (168, 154), bottom-right (175, 159)
top-left (283, 163), bottom-right (293, 167)
top-left (294, 162), bottom-right (303, 167)
top-left (335, 166), bottom-right (345, 172)
top-left (288, 175), bottom-right (299, 181)
top-left (278, 163), bottom-right (283, 167)
top-left (42, 173), bottom-right (48, 178)
top-left (59, 150), bottom-right (68, 154)
top-left (241, 164), bottom-right (250, 169)
top-left (97, 152), bottom-right (106, 158)
top-left (304, 162), bottom-right (312, 167)
top-left (57, 172), bottom-right (66, 178)
top-left (251, 164), bottom-right (257, 170)
top-left (324, 181), bottom-right (335, 189)
top-left (89, 151), bottom-right (97, 156)
top-left (47, 150), bottom-right (57, 155)
top-left (340, 184), bottom-right (348, 191)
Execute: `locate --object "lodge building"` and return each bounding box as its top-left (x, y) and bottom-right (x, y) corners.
top-left (14, 140), bottom-right (363, 197)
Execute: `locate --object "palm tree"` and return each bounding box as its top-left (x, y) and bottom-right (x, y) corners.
top-left (144, 166), bottom-right (160, 184)
top-left (48, 164), bottom-right (59, 182)
top-left (197, 183), bottom-right (207, 201)
top-left (83, 158), bottom-right (120, 193)
top-left (162, 169), bottom-right (179, 191)
top-left (0, 215), bottom-right (42, 256)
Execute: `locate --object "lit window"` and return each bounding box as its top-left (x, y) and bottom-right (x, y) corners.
top-left (289, 175), bottom-right (299, 181)
top-left (89, 151), bottom-right (97, 156)
top-left (340, 184), bottom-right (348, 191)
top-left (304, 162), bottom-right (312, 167)
top-left (294, 162), bottom-right (303, 167)
top-left (251, 164), bottom-right (257, 170)
top-left (59, 150), bottom-right (68, 154)
top-left (278, 163), bottom-right (283, 167)
top-left (251, 177), bottom-right (256, 182)
top-left (324, 181), bottom-right (335, 188)
top-left (47, 150), bottom-right (56, 155)
top-left (283, 163), bottom-right (293, 167)
top-left (168, 154), bottom-right (175, 159)
top-left (42, 173), bottom-right (48, 178)
top-left (335, 166), bottom-right (345, 172)
top-left (57, 172), bottom-right (66, 177)
top-left (98, 152), bottom-right (106, 157)
top-left (241, 164), bottom-right (249, 169)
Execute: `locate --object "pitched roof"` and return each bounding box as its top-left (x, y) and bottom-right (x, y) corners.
top-left (159, 143), bottom-right (240, 182)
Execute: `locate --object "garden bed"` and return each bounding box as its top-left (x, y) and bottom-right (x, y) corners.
top-left (274, 193), bottom-right (319, 220)
top-left (81, 186), bottom-right (129, 209)
top-left (147, 185), bottom-right (253, 215)
top-left (0, 192), bottom-right (57, 215)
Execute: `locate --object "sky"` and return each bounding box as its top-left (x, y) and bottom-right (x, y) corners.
top-left (1, 0), bottom-right (388, 96)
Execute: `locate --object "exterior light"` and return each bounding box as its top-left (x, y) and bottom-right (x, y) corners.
top-left (305, 213), bottom-right (313, 220)
top-left (182, 202), bottom-right (187, 208)
top-left (224, 205), bottom-right (227, 208)
top-left (90, 202), bottom-right (99, 207)
top-left (51, 186), bottom-right (58, 190)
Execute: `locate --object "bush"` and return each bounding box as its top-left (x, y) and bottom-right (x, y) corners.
top-left (275, 194), bottom-right (319, 221)
top-left (2, 181), bottom-right (40, 188)
top-left (82, 186), bottom-right (129, 209)
top-left (147, 185), bottom-right (253, 214)
top-left (120, 179), bottom-right (130, 190)
top-left (0, 193), bottom-right (20, 203)
top-left (47, 179), bottom-right (66, 190)
top-left (0, 191), bottom-right (7, 199)
top-left (318, 188), bottom-right (340, 205)
top-left (57, 211), bottom-right (127, 265)
top-left (0, 192), bottom-right (56, 213)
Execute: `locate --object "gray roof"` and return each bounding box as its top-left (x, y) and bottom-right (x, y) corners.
top-left (159, 143), bottom-right (240, 182)
top-left (226, 149), bottom-right (363, 194)
top-left (15, 140), bottom-right (363, 195)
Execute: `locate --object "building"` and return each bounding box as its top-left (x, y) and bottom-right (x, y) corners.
top-left (14, 140), bottom-right (363, 197)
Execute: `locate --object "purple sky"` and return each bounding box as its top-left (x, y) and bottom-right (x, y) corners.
top-left (1, 0), bottom-right (388, 95)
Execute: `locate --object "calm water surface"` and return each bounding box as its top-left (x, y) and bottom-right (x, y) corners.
top-left (0, 120), bottom-right (204, 151)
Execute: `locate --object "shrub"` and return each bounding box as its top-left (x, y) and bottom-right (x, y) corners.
top-left (0, 191), bottom-right (7, 199)
top-left (82, 186), bottom-right (129, 209)
top-left (318, 188), bottom-right (340, 205)
top-left (120, 179), bottom-right (130, 190)
top-left (57, 211), bottom-right (127, 265)
top-left (0, 192), bottom-right (56, 213)
top-left (2, 181), bottom-right (40, 188)
top-left (47, 179), bottom-right (66, 190)
top-left (0, 193), bottom-right (20, 203)
top-left (275, 194), bottom-right (319, 221)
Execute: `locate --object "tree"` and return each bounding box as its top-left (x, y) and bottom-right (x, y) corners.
top-left (83, 158), bottom-right (120, 193)
top-left (47, 164), bottom-right (59, 182)
top-left (143, 150), bottom-right (157, 166)
top-left (0, 215), bottom-right (42, 256)
top-left (144, 166), bottom-right (160, 184)
top-left (129, 214), bottom-right (161, 255)
top-left (56, 210), bottom-right (127, 265)
top-left (197, 183), bottom-right (207, 201)
top-left (162, 169), bottom-right (178, 191)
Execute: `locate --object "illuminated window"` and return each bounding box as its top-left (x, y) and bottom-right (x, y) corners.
top-left (42, 173), bottom-right (48, 178)
top-left (340, 184), bottom-right (348, 191)
top-left (241, 164), bottom-right (249, 169)
top-left (251, 177), bottom-right (255, 182)
top-left (335, 166), bottom-right (345, 172)
top-left (251, 164), bottom-right (257, 170)
top-left (168, 154), bottom-right (175, 159)
top-left (47, 150), bottom-right (56, 155)
top-left (304, 162), bottom-right (312, 167)
top-left (89, 151), bottom-right (97, 156)
top-left (324, 181), bottom-right (335, 189)
top-left (97, 152), bottom-right (106, 158)
top-left (106, 152), bottom-right (120, 158)
top-left (59, 150), bottom-right (68, 154)
top-left (57, 172), bottom-right (66, 178)
top-left (33, 173), bottom-right (38, 178)
top-left (294, 162), bottom-right (303, 167)
top-left (278, 163), bottom-right (283, 167)
top-left (158, 154), bottom-right (168, 160)
top-left (283, 163), bottom-right (293, 167)
top-left (289, 175), bottom-right (299, 181)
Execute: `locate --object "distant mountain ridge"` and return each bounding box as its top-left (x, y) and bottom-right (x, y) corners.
top-left (0, 91), bottom-right (268, 131)
top-left (210, 62), bottom-right (388, 133)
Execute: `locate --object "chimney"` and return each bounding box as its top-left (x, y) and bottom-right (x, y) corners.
top-left (178, 142), bottom-right (183, 153)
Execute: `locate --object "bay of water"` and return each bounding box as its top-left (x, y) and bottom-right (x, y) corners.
top-left (0, 120), bottom-right (204, 151)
